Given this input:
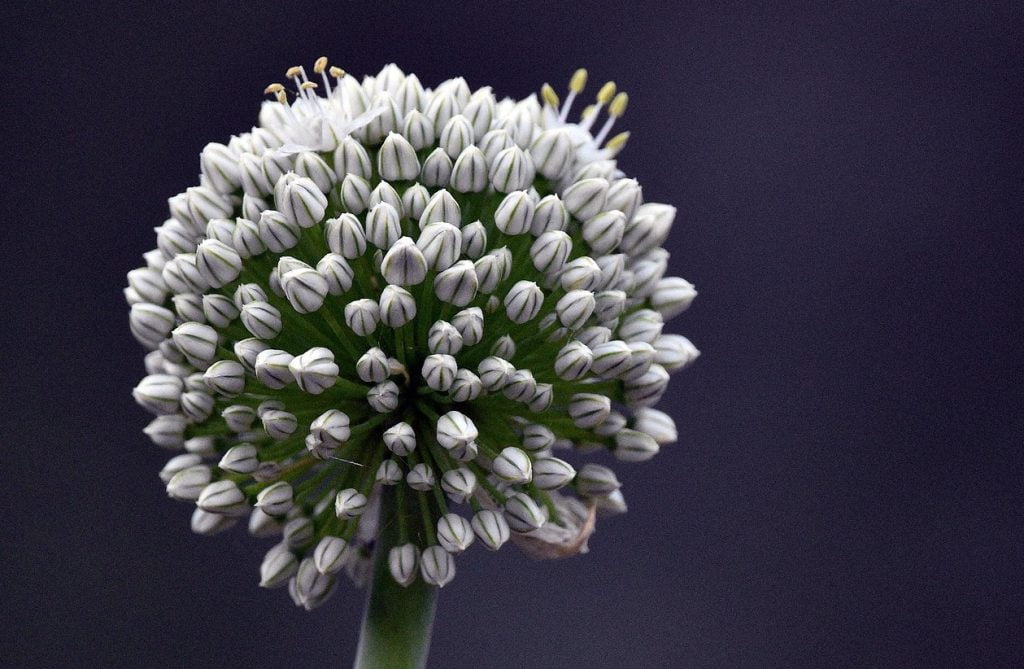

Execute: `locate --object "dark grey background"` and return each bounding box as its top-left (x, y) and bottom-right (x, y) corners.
top-left (2, 1), bottom-right (1022, 667)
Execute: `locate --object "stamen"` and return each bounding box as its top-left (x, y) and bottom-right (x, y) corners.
top-left (580, 82), bottom-right (615, 132)
top-left (264, 83), bottom-right (284, 96)
top-left (541, 83), bottom-right (560, 109)
top-left (314, 56), bottom-right (333, 96)
top-left (604, 130), bottom-right (630, 155)
top-left (560, 68), bottom-right (587, 122)
top-left (594, 92), bottom-right (628, 145)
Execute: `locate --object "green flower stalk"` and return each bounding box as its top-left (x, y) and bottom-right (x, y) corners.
top-left (129, 59), bottom-right (700, 663)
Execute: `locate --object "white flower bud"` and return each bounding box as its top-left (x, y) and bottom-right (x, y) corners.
top-left (437, 513), bottom-right (475, 554)
top-left (232, 286), bottom-right (265, 313)
top-left (316, 253), bottom-right (354, 296)
top-left (310, 409), bottom-right (350, 446)
top-left (420, 148), bottom-right (452, 188)
top-left (553, 340), bottom-right (592, 381)
top-left (334, 488), bottom-right (368, 519)
top-left (389, 543), bottom-right (420, 587)
top-left (556, 290), bottom-right (597, 330)
top-left (383, 422), bottom-right (416, 456)
top-left (503, 492), bottom-right (546, 533)
top-left (563, 178), bottom-right (609, 221)
top-left (294, 151), bottom-right (334, 192)
top-left (614, 428), bottom-right (660, 462)
top-left (185, 186), bottom-right (233, 234)
top-left (406, 463), bottom-right (436, 491)
top-left (126, 267), bottom-right (168, 305)
top-left (155, 219), bottom-right (194, 259)
top-left (166, 464), bottom-right (211, 501)
top-left (582, 210), bottom-right (626, 255)
top-left (365, 203), bottom-right (402, 250)
top-left (440, 467), bottom-right (476, 504)
top-left (418, 545), bottom-right (454, 587)
top-left (477, 127), bottom-right (511, 163)
top-left (325, 214), bottom-right (367, 259)
top-left (381, 238), bottom-right (428, 286)
top-left (278, 268), bottom-right (327, 314)
top-left (473, 254), bottom-right (503, 295)
top-left (344, 299), bottom-right (380, 336)
top-left (200, 142), bottom-right (241, 193)
top-left (370, 181), bottom-right (405, 216)
top-left (577, 325), bottom-right (612, 349)
top-left (129, 303), bottom-right (174, 349)
top-left (247, 506), bottom-right (282, 538)
top-left (491, 447), bottom-right (533, 484)
top-left (288, 347), bottom-right (338, 394)
top-left (133, 374), bottom-right (184, 415)
top-left (560, 256), bottom-right (603, 291)
top-left (619, 309), bottom-right (664, 344)
top-left (261, 150), bottom-right (293, 190)
top-left (654, 334), bottom-right (700, 371)
top-left (530, 128), bottom-right (572, 179)
top-left (402, 109), bottom-right (434, 149)
top-left (418, 190), bottom-right (460, 231)
top-left (422, 354), bottom-right (457, 392)
top-left (179, 390), bottom-right (214, 422)
top-left (462, 89), bottom-right (494, 136)
top-left (530, 231), bottom-right (572, 275)
top-left (312, 536), bottom-right (349, 576)
top-left (501, 369), bottom-right (534, 402)
top-left (254, 349), bottom-right (294, 389)
top-left (367, 380), bottom-right (400, 413)
top-left (283, 515), bottom-right (314, 548)
top-left (477, 356), bottom-right (513, 391)
top-left (379, 285), bottom-right (417, 327)
top-left (159, 453), bottom-right (201, 483)
top-left (218, 443), bottom-right (259, 474)
top-left (194, 239), bottom-right (242, 288)
top-left (436, 410), bottom-right (478, 451)
top-left (190, 508), bottom-right (237, 536)
top-left (491, 334), bottom-right (516, 360)
top-left (333, 136), bottom-right (372, 180)
top-left (531, 194), bottom-right (569, 235)
top-left (528, 383), bottom-right (553, 412)
top-left (378, 132), bottom-right (420, 181)
top-left (197, 479), bottom-right (248, 516)
top-left (650, 277), bottom-right (698, 319)
top-left (596, 254), bottom-right (626, 291)
top-left (426, 321), bottom-right (462, 355)
top-left (255, 481), bottom-right (293, 516)
top-left (494, 190), bottom-right (535, 235)
top-left (339, 173), bottom-right (372, 214)
top-left (632, 407), bottom-right (678, 445)
top-left (592, 290), bottom-right (626, 324)
top-left (532, 457), bottom-right (576, 491)
top-left (622, 203), bottom-right (675, 255)
top-left (489, 145), bottom-right (535, 193)
top-left (259, 543), bottom-right (298, 588)
top-left (144, 413), bottom-right (187, 450)
top-left (221, 404), bottom-right (256, 433)
top-left (433, 260), bottom-right (478, 306)
top-left (569, 393), bottom-right (611, 428)
top-left (448, 440), bottom-right (479, 463)
top-left (576, 463), bottom-right (621, 497)
top-left (240, 152), bottom-right (272, 196)
top-left (356, 347), bottom-right (390, 383)
top-left (623, 363), bottom-right (670, 408)
top-left (258, 210), bottom-right (301, 253)
top-left (414, 222), bottom-right (461, 272)
top-left (618, 342), bottom-right (655, 382)
top-left (606, 178), bottom-right (643, 222)
top-left (521, 423), bottom-right (555, 452)
top-left (451, 307), bottom-right (483, 346)
top-left (471, 509), bottom-right (510, 551)
top-left (276, 174), bottom-right (327, 229)
top-left (201, 294), bottom-right (238, 328)
top-left (170, 294), bottom-right (203, 324)
top-left (591, 340), bottom-right (633, 379)
top-left (448, 145), bottom-right (488, 193)
top-left (448, 369), bottom-right (482, 402)
top-left (262, 409), bottom-right (298, 440)
top-left (377, 459), bottom-right (404, 486)
top-left (233, 337), bottom-right (269, 372)
top-left (165, 254), bottom-right (210, 294)
top-left (435, 114), bottom-right (471, 157)
top-left (231, 217), bottom-right (265, 258)
top-left (504, 280), bottom-right (543, 324)
top-left (401, 183), bottom-right (430, 220)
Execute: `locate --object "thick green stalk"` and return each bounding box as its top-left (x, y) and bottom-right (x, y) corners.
top-left (354, 488), bottom-right (437, 669)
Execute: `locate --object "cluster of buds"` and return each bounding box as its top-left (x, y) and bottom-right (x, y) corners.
top-left (128, 60), bottom-right (699, 610)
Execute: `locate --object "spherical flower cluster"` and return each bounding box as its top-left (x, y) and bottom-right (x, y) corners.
top-left (127, 60), bottom-right (699, 610)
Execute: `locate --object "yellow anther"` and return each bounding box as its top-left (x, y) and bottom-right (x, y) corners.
top-left (605, 131), bottom-right (630, 150)
top-left (597, 81), bottom-right (616, 104)
top-left (313, 56), bottom-right (328, 74)
top-left (582, 104), bottom-right (597, 119)
top-left (285, 66), bottom-right (302, 79)
top-left (329, 66), bottom-right (346, 78)
top-left (275, 90), bottom-right (287, 105)
top-left (300, 81), bottom-right (318, 90)
top-left (570, 68), bottom-right (588, 93)
top-left (609, 92), bottom-right (629, 118)
top-left (264, 83), bottom-right (284, 95)
top-left (541, 83), bottom-right (560, 108)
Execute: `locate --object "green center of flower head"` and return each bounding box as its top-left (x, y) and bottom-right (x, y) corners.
top-left (127, 59), bottom-right (700, 610)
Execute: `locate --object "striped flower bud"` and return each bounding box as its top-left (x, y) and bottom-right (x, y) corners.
top-left (449, 368), bottom-right (482, 402)
top-left (166, 464), bottom-right (211, 501)
top-left (254, 349), bottom-right (294, 389)
top-left (255, 481), bottom-right (293, 516)
top-left (334, 489), bottom-right (368, 519)
top-left (576, 463), bottom-right (621, 497)
top-left (197, 480), bottom-right (248, 516)
top-left (344, 299), bottom-right (380, 336)
top-left (356, 347), bottom-right (390, 383)
top-left (367, 380), bottom-right (400, 413)
top-left (654, 334), bottom-right (701, 371)
top-left (219, 443), bottom-right (260, 474)
top-left (417, 222), bottom-right (461, 271)
top-left (494, 190), bottom-right (535, 235)
top-left (650, 277), bottom-right (697, 319)
top-left (504, 280), bottom-right (543, 323)
top-left (378, 132), bottom-right (420, 181)
top-left (133, 374), bottom-right (184, 415)
top-left (504, 492), bottom-right (546, 533)
top-left (376, 459), bottom-right (404, 486)
top-left (471, 510), bottom-right (511, 551)
top-left (433, 260), bottom-right (478, 306)
top-left (419, 545), bottom-right (455, 587)
top-left (422, 354), bottom-right (457, 392)
top-left (262, 409), bottom-right (298, 440)
top-left (288, 347), bottom-right (338, 394)
top-left (492, 447), bottom-right (533, 484)
top-left (450, 145), bottom-right (488, 193)
top-left (532, 457), bottom-right (576, 490)
top-left (381, 237), bottom-right (428, 286)
top-left (383, 422), bottom-right (416, 456)
top-left (569, 393), bottom-right (611, 428)
top-left (389, 544), bottom-right (420, 587)
top-left (144, 414), bottom-right (187, 449)
top-left (259, 543), bottom-right (298, 588)
top-left (406, 463), bottom-right (436, 491)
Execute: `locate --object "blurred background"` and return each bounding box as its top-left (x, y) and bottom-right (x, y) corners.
top-left (2, 1), bottom-right (1021, 666)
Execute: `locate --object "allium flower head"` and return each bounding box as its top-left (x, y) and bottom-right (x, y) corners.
top-left (128, 60), bottom-right (699, 609)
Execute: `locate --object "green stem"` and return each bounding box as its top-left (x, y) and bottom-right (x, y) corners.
top-left (354, 487), bottom-right (437, 669)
